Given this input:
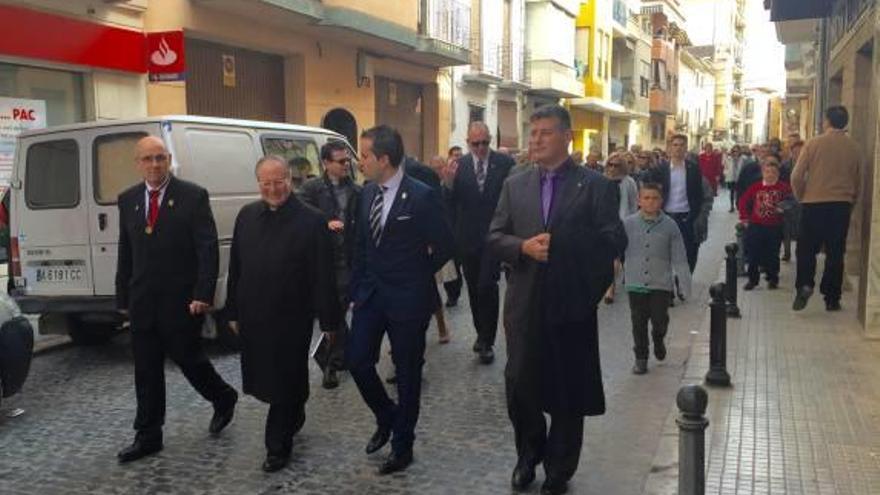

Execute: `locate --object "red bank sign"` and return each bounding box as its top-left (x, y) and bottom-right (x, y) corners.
top-left (0, 5), bottom-right (186, 80)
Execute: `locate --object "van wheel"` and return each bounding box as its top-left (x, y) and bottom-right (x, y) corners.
top-left (212, 311), bottom-right (241, 352)
top-left (67, 318), bottom-right (117, 346)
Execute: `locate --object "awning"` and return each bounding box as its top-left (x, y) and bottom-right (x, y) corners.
top-left (765, 0), bottom-right (832, 22)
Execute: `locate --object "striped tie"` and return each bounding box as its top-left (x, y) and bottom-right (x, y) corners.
top-left (369, 186), bottom-right (386, 246)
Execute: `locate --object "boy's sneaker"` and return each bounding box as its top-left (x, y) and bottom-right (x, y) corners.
top-left (632, 359), bottom-right (648, 375)
top-left (654, 339), bottom-right (667, 361)
top-left (743, 281), bottom-right (758, 291)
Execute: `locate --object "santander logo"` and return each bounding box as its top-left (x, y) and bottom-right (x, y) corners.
top-left (150, 37), bottom-right (178, 66)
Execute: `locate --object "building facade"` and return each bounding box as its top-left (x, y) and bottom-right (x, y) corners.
top-left (677, 46), bottom-right (716, 149)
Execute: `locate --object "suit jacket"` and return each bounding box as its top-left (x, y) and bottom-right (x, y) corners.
top-left (648, 159), bottom-right (705, 221)
top-left (116, 176), bottom-right (219, 330)
top-left (487, 160), bottom-right (626, 416)
top-left (350, 173), bottom-right (453, 320)
top-left (447, 150), bottom-right (515, 255)
top-left (299, 174), bottom-right (361, 272)
top-left (404, 156), bottom-right (442, 193)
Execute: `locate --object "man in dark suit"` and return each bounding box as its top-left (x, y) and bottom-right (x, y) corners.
top-left (488, 105), bottom-right (626, 495)
top-left (300, 140), bottom-right (361, 390)
top-left (442, 121), bottom-right (515, 364)
top-left (347, 125), bottom-right (453, 475)
top-left (115, 136), bottom-right (237, 463)
top-left (646, 134), bottom-right (705, 271)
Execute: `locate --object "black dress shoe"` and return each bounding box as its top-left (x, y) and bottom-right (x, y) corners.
top-left (365, 426), bottom-right (391, 454)
top-left (632, 359), bottom-right (648, 375)
top-left (743, 281), bottom-right (758, 291)
top-left (510, 460), bottom-right (537, 490)
top-left (793, 286), bottom-right (813, 311)
top-left (767, 280), bottom-right (779, 290)
top-left (117, 439), bottom-right (163, 464)
top-left (826, 300), bottom-right (842, 312)
top-left (472, 341), bottom-right (483, 353)
top-left (378, 450), bottom-right (413, 475)
top-left (654, 339), bottom-right (667, 361)
top-left (209, 390), bottom-right (238, 435)
top-left (261, 454), bottom-right (290, 472)
top-left (541, 478), bottom-right (569, 495)
top-left (322, 369), bottom-right (339, 389)
top-left (478, 346), bottom-right (495, 365)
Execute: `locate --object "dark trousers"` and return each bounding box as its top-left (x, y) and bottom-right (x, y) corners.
top-left (796, 202), bottom-right (852, 303)
top-left (443, 260), bottom-right (463, 302)
top-left (627, 290), bottom-right (671, 360)
top-left (265, 401), bottom-right (306, 457)
top-left (727, 181), bottom-right (737, 210)
top-left (327, 282), bottom-right (350, 372)
top-left (745, 224), bottom-right (783, 284)
top-left (347, 303), bottom-right (429, 453)
top-left (462, 249), bottom-right (500, 347)
top-left (132, 319), bottom-right (236, 442)
top-left (668, 212), bottom-right (699, 272)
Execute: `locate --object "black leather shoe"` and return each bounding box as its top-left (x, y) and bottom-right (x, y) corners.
top-left (793, 286), bottom-right (813, 311)
top-left (478, 346), bottom-right (495, 365)
top-left (541, 478), bottom-right (569, 495)
top-left (322, 369), bottom-right (339, 389)
top-left (767, 280), bottom-right (779, 290)
top-left (654, 339), bottom-right (667, 361)
top-left (510, 460), bottom-right (537, 490)
top-left (209, 390), bottom-right (238, 435)
top-left (743, 281), bottom-right (758, 291)
top-left (365, 426), bottom-right (391, 454)
top-left (472, 341), bottom-right (483, 353)
top-left (378, 450), bottom-right (413, 475)
top-left (117, 439), bottom-right (162, 464)
top-left (261, 454), bottom-right (289, 473)
top-left (632, 359), bottom-right (648, 375)
top-left (826, 300), bottom-right (842, 312)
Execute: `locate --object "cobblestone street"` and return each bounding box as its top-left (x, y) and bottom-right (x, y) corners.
top-left (0, 199), bottom-right (735, 495)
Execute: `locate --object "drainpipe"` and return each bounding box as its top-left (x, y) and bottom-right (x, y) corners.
top-left (814, 17), bottom-right (828, 135)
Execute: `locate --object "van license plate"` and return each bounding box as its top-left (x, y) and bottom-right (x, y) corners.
top-left (26, 261), bottom-right (85, 284)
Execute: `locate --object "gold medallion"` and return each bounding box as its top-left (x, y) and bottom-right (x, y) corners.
top-left (145, 226), bottom-right (153, 235)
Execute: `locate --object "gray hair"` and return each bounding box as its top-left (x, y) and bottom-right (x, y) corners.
top-left (530, 104), bottom-right (572, 131)
top-left (254, 155), bottom-right (291, 177)
top-left (467, 121), bottom-right (491, 136)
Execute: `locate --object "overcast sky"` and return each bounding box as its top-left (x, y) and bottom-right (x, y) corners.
top-left (743, 0), bottom-right (787, 93)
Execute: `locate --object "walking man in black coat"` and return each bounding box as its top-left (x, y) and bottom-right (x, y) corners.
top-left (227, 156), bottom-right (340, 472)
top-left (347, 125), bottom-right (453, 475)
top-left (116, 136), bottom-right (237, 464)
top-left (300, 140), bottom-right (361, 389)
top-left (442, 121), bottom-right (515, 364)
top-left (488, 105), bottom-right (626, 495)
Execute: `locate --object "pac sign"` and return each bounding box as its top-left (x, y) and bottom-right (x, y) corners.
top-left (12, 108), bottom-right (37, 121)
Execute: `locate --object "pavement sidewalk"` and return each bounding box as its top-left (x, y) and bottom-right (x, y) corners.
top-left (645, 242), bottom-right (880, 494)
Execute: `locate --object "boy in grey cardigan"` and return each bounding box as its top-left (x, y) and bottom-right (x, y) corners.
top-left (624, 183), bottom-right (692, 374)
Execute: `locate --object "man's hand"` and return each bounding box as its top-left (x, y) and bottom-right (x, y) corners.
top-left (189, 300), bottom-right (211, 316)
top-left (328, 220), bottom-right (345, 232)
top-left (521, 233), bottom-right (551, 262)
top-left (442, 159), bottom-right (459, 185)
top-left (228, 321), bottom-right (239, 335)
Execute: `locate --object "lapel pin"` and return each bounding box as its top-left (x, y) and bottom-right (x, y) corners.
top-left (135, 204), bottom-right (140, 211)
top-left (168, 199), bottom-right (175, 207)
top-left (402, 192), bottom-right (407, 200)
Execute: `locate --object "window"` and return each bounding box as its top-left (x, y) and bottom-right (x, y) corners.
top-left (468, 104), bottom-right (485, 124)
top-left (652, 60), bottom-right (667, 90)
top-left (605, 34), bottom-right (611, 80)
top-left (25, 139), bottom-right (79, 209)
top-left (640, 61), bottom-right (651, 97)
top-left (93, 133), bottom-right (147, 204)
top-left (575, 27), bottom-right (591, 78)
top-left (597, 31), bottom-right (605, 78)
top-left (262, 136), bottom-right (322, 180)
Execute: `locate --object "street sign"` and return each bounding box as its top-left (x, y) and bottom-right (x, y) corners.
top-left (147, 31), bottom-right (186, 82)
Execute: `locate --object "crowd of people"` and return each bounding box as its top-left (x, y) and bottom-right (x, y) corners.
top-left (112, 103), bottom-right (861, 495)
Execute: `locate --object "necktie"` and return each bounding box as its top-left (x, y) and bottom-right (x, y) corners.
top-left (147, 189), bottom-right (160, 230)
top-left (541, 173), bottom-right (556, 225)
top-left (369, 186), bottom-right (386, 246)
top-left (476, 159), bottom-right (486, 193)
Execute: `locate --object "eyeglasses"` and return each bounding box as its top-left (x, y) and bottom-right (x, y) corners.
top-left (469, 140), bottom-right (490, 147)
top-left (138, 153), bottom-right (169, 164)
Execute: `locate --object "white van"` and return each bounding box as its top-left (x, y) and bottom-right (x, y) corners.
top-left (8, 116), bottom-right (356, 345)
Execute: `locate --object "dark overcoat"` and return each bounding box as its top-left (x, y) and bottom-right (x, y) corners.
top-left (226, 196), bottom-right (340, 404)
top-left (487, 160), bottom-right (626, 416)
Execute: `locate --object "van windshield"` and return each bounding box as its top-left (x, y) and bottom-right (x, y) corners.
top-left (261, 137), bottom-right (321, 183)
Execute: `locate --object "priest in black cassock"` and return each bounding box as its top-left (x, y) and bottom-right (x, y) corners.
top-left (226, 155), bottom-right (340, 473)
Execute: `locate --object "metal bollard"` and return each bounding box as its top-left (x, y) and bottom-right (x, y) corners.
top-left (734, 222), bottom-right (746, 277)
top-left (724, 243), bottom-right (741, 318)
top-left (705, 283), bottom-right (732, 387)
top-left (677, 384), bottom-right (709, 495)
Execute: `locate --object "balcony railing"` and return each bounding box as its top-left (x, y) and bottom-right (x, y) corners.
top-left (829, 0), bottom-right (874, 50)
top-left (613, 0), bottom-right (629, 26)
top-left (612, 78), bottom-right (624, 105)
top-left (470, 38), bottom-right (503, 78)
top-left (419, 0), bottom-right (471, 49)
top-left (501, 43), bottom-right (529, 84)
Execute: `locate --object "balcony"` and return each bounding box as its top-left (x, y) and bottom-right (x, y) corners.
top-left (613, 0), bottom-right (629, 28)
top-left (501, 44), bottom-right (530, 88)
top-left (527, 59), bottom-right (584, 99)
top-left (611, 78), bottom-right (624, 105)
top-left (464, 39), bottom-right (503, 83)
top-left (418, 0), bottom-right (472, 62)
top-left (829, 0), bottom-right (875, 50)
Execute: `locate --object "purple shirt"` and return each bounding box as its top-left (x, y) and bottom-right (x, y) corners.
top-left (541, 170), bottom-right (559, 225)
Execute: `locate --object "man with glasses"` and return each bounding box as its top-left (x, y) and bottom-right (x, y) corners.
top-left (115, 136), bottom-right (238, 464)
top-left (442, 121), bottom-right (515, 364)
top-left (301, 141), bottom-right (362, 389)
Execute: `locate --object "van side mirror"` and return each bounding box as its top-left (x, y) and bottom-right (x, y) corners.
top-left (9, 179), bottom-right (22, 190)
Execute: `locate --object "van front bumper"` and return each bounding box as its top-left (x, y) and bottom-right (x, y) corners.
top-left (12, 294), bottom-right (118, 315)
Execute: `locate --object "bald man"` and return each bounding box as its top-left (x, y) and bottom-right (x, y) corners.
top-left (115, 136), bottom-right (237, 464)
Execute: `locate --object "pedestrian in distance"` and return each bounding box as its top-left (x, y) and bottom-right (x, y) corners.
top-left (226, 156), bottom-right (340, 472)
top-left (115, 136), bottom-right (238, 464)
top-left (738, 156), bottom-right (793, 291)
top-left (299, 140), bottom-right (362, 390)
top-left (602, 152), bottom-right (639, 304)
top-left (623, 183), bottom-right (691, 375)
top-left (791, 106), bottom-right (862, 312)
top-left (347, 125), bottom-right (454, 475)
top-left (488, 104), bottom-right (626, 495)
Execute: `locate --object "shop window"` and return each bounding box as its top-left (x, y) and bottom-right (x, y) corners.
top-left (25, 139), bottom-right (79, 209)
top-left (0, 63), bottom-right (85, 126)
top-left (262, 136), bottom-right (321, 180)
top-left (93, 133), bottom-right (147, 204)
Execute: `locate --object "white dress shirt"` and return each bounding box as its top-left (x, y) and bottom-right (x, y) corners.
top-left (378, 165), bottom-right (404, 226)
top-left (666, 160), bottom-right (690, 214)
top-left (143, 176), bottom-right (170, 219)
